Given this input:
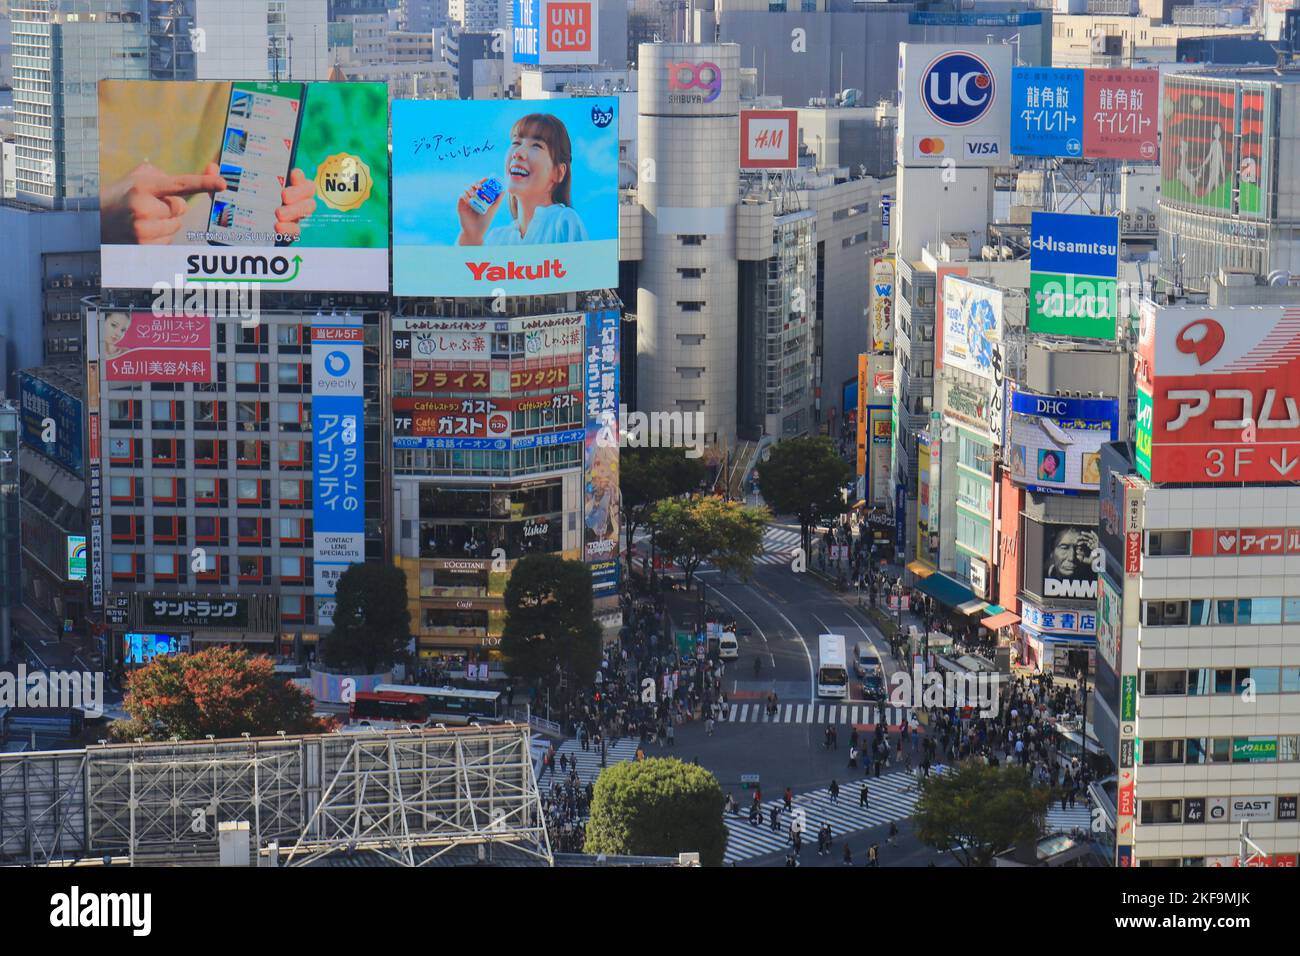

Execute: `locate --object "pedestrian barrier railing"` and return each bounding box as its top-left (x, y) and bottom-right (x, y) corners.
top-left (528, 714), bottom-right (563, 737)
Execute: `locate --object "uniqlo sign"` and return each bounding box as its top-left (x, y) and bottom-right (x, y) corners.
top-left (740, 110), bottom-right (798, 169)
top-left (512, 0), bottom-right (597, 65)
top-left (1136, 302), bottom-right (1300, 483)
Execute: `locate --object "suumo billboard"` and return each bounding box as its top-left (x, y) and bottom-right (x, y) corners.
top-left (870, 256), bottom-right (896, 352)
top-left (18, 372), bottom-right (84, 479)
top-left (1161, 76), bottom-right (1273, 218)
top-left (312, 314), bottom-right (366, 627)
top-left (740, 110), bottom-right (798, 169)
top-left (98, 81), bottom-right (389, 291)
top-left (584, 310), bottom-right (620, 595)
top-left (101, 311), bottom-right (213, 382)
top-left (897, 44), bottom-right (1011, 167)
top-left (1029, 212), bottom-right (1120, 341)
top-left (1007, 389), bottom-right (1119, 495)
top-left (1135, 302), bottom-right (1300, 484)
top-left (1023, 519), bottom-right (1099, 601)
top-left (1011, 68), bottom-right (1083, 158)
top-left (512, 0), bottom-right (599, 66)
top-left (392, 98), bottom-right (619, 296)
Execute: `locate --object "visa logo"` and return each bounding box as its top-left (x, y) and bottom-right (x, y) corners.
top-left (965, 139), bottom-right (1001, 156)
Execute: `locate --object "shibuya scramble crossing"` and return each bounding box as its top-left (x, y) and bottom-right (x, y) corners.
top-left (0, 15), bottom-right (1292, 926)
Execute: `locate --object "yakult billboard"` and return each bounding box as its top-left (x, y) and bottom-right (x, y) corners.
top-left (392, 98), bottom-right (619, 296)
top-left (1135, 302), bottom-right (1300, 484)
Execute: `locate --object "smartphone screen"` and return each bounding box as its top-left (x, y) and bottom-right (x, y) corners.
top-left (207, 81), bottom-right (306, 246)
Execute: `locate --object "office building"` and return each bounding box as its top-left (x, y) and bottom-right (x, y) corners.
top-left (390, 302), bottom-right (622, 662)
top-left (89, 303), bottom-right (387, 663)
top-left (0, 203), bottom-right (98, 378)
top-left (15, 366), bottom-right (87, 643)
top-left (714, 6), bottom-right (1049, 112)
top-left (0, 399), bottom-right (17, 665)
top-left (1158, 68), bottom-right (1300, 295)
top-left (448, 0), bottom-right (498, 34)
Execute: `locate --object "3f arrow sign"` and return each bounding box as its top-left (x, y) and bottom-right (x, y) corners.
top-left (1271, 449), bottom-right (1297, 476)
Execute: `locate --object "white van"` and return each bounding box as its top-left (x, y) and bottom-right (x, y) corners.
top-left (718, 632), bottom-right (739, 660)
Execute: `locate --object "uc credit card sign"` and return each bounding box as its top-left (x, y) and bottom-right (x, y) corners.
top-left (392, 98), bottom-right (619, 296)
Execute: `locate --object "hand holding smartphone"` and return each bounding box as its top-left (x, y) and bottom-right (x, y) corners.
top-left (207, 82), bottom-right (309, 246)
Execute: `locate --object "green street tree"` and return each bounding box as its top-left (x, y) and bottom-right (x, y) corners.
top-left (110, 647), bottom-right (330, 742)
top-left (501, 553), bottom-right (603, 698)
top-left (755, 435), bottom-right (852, 556)
top-left (913, 763), bottom-right (1051, 867)
top-left (650, 495), bottom-right (767, 588)
top-left (584, 758), bottom-right (728, 865)
top-left (620, 445), bottom-right (708, 571)
top-left (318, 563), bottom-right (413, 674)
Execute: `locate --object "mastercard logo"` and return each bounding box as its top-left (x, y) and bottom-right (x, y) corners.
top-left (917, 137), bottom-right (946, 155)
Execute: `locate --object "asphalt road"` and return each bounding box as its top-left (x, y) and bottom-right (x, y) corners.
top-left (699, 519), bottom-right (905, 704)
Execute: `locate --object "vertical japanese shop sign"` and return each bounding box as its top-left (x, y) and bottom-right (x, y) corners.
top-left (312, 315), bottom-right (366, 626)
top-left (88, 355), bottom-right (103, 610)
top-left (584, 310), bottom-right (621, 595)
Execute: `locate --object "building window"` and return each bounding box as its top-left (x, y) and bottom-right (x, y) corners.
top-left (1146, 530), bottom-right (1191, 556)
top-left (280, 556), bottom-right (307, 584)
top-left (1144, 600), bottom-right (1189, 626)
top-left (238, 555), bottom-right (267, 584)
top-left (111, 553), bottom-right (143, 582)
top-left (153, 553), bottom-right (184, 583)
top-left (1141, 670), bottom-right (1187, 696)
top-left (1138, 799), bottom-right (1183, 825)
top-left (678, 235), bottom-right (704, 245)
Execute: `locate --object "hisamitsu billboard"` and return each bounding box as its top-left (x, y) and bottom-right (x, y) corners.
top-left (1030, 212), bottom-right (1120, 278)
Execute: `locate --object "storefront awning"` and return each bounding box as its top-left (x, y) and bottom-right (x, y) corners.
top-left (958, 599), bottom-right (989, 616)
top-left (982, 610), bottom-right (1021, 629)
top-left (906, 561), bottom-right (935, 578)
top-left (914, 572), bottom-right (979, 609)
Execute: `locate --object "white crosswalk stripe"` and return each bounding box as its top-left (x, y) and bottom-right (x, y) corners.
top-left (545, 737), bottom-right (641, 788)
top-left (719, 703), bottom-right (910, 725)
top-left (1045, 804), bottom-right (1092, 833)
top-left (634, 525), bottom-right (802, 569)
top-left (723, 766), bottom-right (951, 863)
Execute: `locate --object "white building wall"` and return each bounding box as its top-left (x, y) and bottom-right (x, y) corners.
top-left (1131, 484), bottom-right (1300, 863)
top-left (636, 43), bottom-right (740, 446)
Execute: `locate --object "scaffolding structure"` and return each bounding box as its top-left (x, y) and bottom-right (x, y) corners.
top-left (0, 724), bottom-right (551, 867)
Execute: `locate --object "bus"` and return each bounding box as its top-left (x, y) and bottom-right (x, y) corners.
top-left (817, 634), bottom-right (849, 699)
top-left (348, 691), bottom-right (431, 729)
top-left (373, 684), bottom-right (503, 725)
